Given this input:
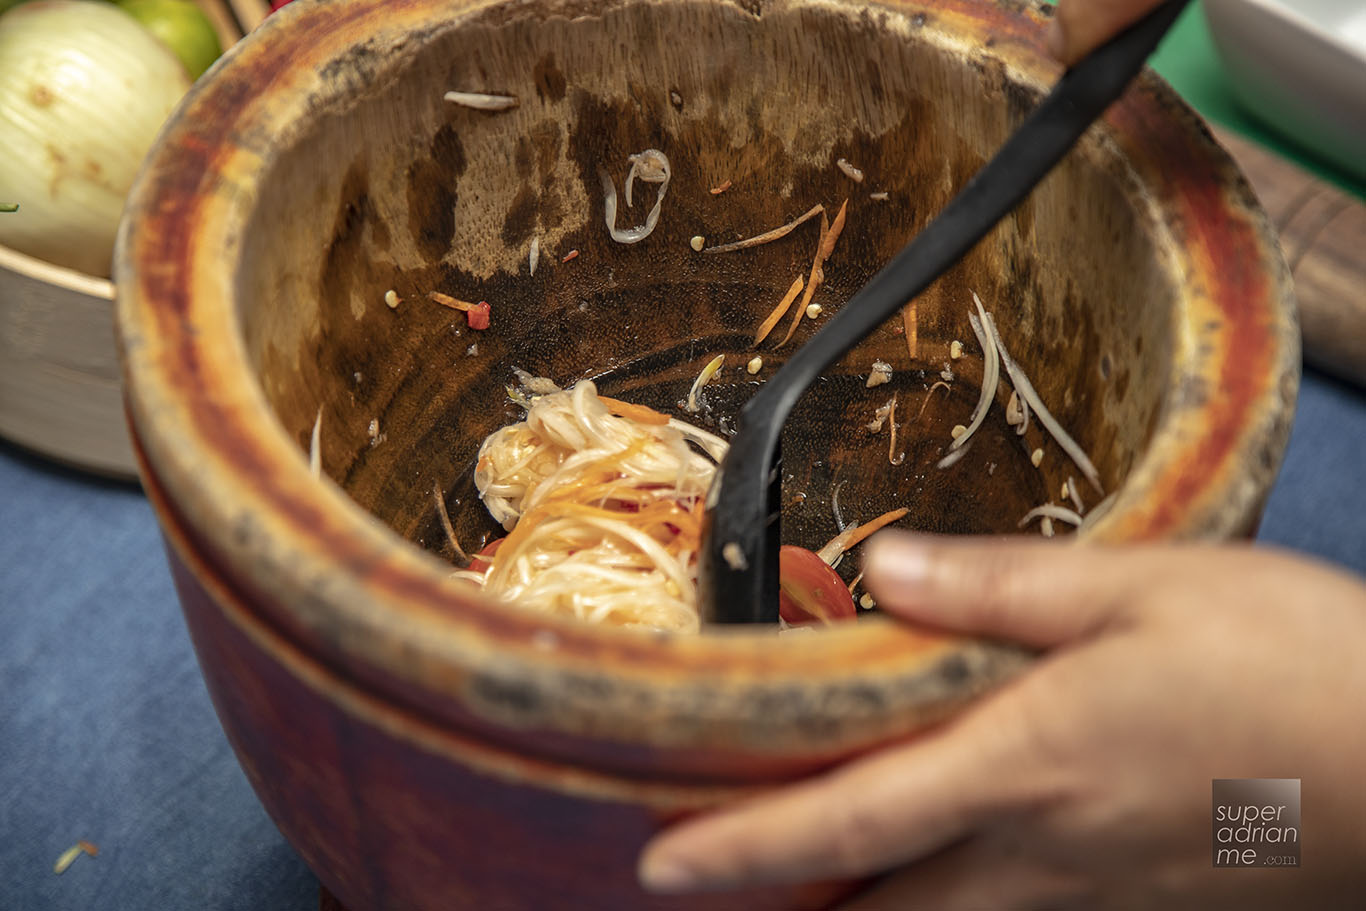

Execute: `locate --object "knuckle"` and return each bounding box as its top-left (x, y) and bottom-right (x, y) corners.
top-left (962, 547), bottom-right (1034, 626)
top-left (828, 795), bottom-right (898, 878)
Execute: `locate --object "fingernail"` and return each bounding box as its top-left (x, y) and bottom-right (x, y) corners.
top-left (1045, 18), bottom-right (1067, 61)
top-left (863, 531), bottom-right (931, 588)
top-left (638, 854), bottom-right (697, 894)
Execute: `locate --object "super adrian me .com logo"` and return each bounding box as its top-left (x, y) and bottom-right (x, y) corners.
top-left (1212, 778), bottom-right (1300, 867)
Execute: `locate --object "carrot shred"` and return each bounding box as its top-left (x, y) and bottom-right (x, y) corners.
top-left (702, 204), bottom-right (824, 254)
top-left (562, 249), bottom-right (580, 263)
top-left (709, 180), bottom-right (732, 195)
top-left (77, 841), bottom-right (99, 857)
top-left (817, 507), bottom-right (910, 565)
top-left (598, 396), bottom-right (671, 425)
top-left (429, 291), bottom-right (476, 311)
top-left (818, 199), bottom-right (848, 260)
top-left (493, 438), bottom-right (677, 564)
top-left (777, 211), bottom-right (830, 348)
top-left (753, 275), bottom-right (805, 346)
top-left (903, 303), bottom-right (918, 360)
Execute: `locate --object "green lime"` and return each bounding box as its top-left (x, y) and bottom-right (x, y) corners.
top-left (117, 0), bottom-right (221, 80)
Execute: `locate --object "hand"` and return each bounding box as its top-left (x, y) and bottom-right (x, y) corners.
top-left (1049, 0), bottom-right (1171, 66)
top-left (638, 533), bottom-right (1366, 909)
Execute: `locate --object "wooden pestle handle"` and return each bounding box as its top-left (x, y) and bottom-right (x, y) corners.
top-left (1214, 127), bottom-right (1366, 388)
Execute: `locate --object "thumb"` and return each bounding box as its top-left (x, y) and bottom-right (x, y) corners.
top-left (863, 531), bottom-right (1148, 647)
top-left (1048, 0), bottom-right (1170, 67)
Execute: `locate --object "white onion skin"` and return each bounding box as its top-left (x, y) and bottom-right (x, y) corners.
top-left (0, 0), bottom-right (190, 276)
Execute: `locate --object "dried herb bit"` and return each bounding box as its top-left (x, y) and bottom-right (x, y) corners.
top-left (53, 841), bottom-right (98, 875)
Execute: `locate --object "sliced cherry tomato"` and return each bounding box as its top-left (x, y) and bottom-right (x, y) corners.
top-left (467, 301), bottom-right (491, 330)
top-left (468, 537), bottom-right (503, 573)
top-left (777, 545), bottom-right (856, 625)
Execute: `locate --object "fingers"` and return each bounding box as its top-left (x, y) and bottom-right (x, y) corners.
top-left (1049, 0), bottom-right (1170, 66)
top-left (862, 531), bottom-right (1150, 647)
top-left (836, 839), bottom-right (1082, 911)
top-left (638, 680), bottom-right (1069, 893)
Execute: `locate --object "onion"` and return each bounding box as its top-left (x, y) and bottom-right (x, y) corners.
top-left (0, 0), bottom-right (191, 276)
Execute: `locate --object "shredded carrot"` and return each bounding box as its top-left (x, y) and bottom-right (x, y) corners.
top-left (818, 199), bottom-right (848, 260)
top-left (903, 303), bottom-right (918, 360)
top-left (702, 204), bottom-right (824, 254)
top-left (817, 507), bottom-right (910, 565)
top-left (753, 275), bottom-right (806, 346)
top-left (493, 438), bottom-right (683, 564)
top-left (77, 841), bottom-right (99, 857)
top-left (434, 483), bottom-right (468, 563)
top-left (777, 211), bottom-right (829, 348)
top-left (709, 180), bottom-right (732, 195)
top-left (598, 396), bottom-right (670, 425)
top-left (562, 249), bottom-right (579, 263)
top-left (429, 291), bottom-right (476, 311)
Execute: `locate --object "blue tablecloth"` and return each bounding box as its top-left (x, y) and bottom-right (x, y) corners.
top-left (4, 368), bottom-right (1365, 910)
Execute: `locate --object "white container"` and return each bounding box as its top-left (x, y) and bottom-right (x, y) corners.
top-left (1205, 0), bottom-right (1366, 182)
top-left (0, 242), bottom-right (135, 479)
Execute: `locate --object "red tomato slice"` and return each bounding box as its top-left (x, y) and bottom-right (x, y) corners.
top-left (778, 545), bottom-right (856, 625)
top-left (468, 537), bottom-right (503, 573)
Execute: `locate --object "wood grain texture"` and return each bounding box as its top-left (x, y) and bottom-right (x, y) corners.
top-left (1214, 127), bottom-right (1366, 387)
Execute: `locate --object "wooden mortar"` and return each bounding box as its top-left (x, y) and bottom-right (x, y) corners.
top-left (114, 0), bottom-right (1298, 907)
